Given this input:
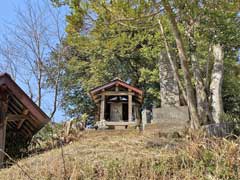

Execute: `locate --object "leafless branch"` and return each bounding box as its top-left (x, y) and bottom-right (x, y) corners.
top-left (0, 0), bottom-right (66, 119)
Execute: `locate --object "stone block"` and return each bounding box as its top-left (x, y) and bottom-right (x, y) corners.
top-left (152, 106), bottom-right (189, 132)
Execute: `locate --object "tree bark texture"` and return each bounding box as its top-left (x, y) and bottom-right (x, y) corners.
top-left (210, 44), bottom-right (224, 123)
top-left (191, 54), bottom-right (211, 124)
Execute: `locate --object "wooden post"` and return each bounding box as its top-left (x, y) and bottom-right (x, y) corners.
top-left (141, 109), bottom-right (147, 131)
top-left (115, 84), bottom-right (119, 92)
top-left (0, 88), bottom-right (8, 167)
top-left (128, 90), bottom-right (132, 122)
top-left (100, 94), bottom-right (105, 120)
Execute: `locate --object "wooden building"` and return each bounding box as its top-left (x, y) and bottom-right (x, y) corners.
top-left (90, 78), bottom-right (143, 129)
top-left (0, 73), bottom-right (50, 166)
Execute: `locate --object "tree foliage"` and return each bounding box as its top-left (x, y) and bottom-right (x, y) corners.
top-left (50, 0), bottom-right (240, 125)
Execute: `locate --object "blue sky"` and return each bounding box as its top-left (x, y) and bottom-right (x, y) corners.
top-left (0, 0), bottom-right (68, 122)
top-left (0, 0), bottom-right (23, 29)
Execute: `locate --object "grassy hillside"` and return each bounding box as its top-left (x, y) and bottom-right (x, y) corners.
top-left (0, 125), bottom-right (239, 180)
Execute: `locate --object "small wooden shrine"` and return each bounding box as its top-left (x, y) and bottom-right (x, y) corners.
top-left (0, 73), bottom-right (50, 166)
top-left (90, 78), bottom-right (143, 129)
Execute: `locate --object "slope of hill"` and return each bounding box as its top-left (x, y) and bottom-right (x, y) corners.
top-left (0, 125), bottom-right (239, 179)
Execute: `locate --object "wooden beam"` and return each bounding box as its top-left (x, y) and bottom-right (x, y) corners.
top-left (100, 95), bottom-right (105, 120)
top-left (21, 124), bottom-right (32, 137)
top-left (90, 79), bottom-right (143, 96)
top-left (16, 109), bottom-right (29, 130)
top-left (92, 94), bottom-right (98, 100)
top-left (9, 94), bottom-right (24, 110)
top-left (24, 121), bottom-right (35, 131)
top-left (6, 114), bottom-right (28, 122)
top-left (115, 84), bottom-right (119, 92)
top-left (17, 119), bottom-right (25, 129)
top-left (8, 101), bottom-right (22, 114)
top-left (6, 109), bottom-right (30, 130)
top-left (105, 121), bottom-right (136, 126)
top-left (7, 105), bottom-right (19, 115)
top-left (27, 114), bottom-right (39, 128)
top-left (22, 109), bottom-right (29, 115)
top-left (94, 92), bottom-right (142, 102)
top-left (94, 98), bottom-right (101, 104)
top-left (101, 91), bottom-right (134, 96)
top-left (0, 88), bottom-right (8, 167)
top-left (136, 97), bottom-right (143, 103)
top-left (128, 90), bottom-right (133, 122)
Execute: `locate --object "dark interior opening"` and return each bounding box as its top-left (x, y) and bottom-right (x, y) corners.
top-left (122, 103), bottom-right (128, 121)
top-left (105, 102), bottom-right (110, 121)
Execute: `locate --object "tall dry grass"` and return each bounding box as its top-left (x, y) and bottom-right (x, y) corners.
top-left (0, 127), bottom-right (239, 180)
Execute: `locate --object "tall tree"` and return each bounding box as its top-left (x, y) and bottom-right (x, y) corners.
top-left (162, 0), bottom-right (240, 125)
top-left (210, 44), bottom-right (224, 122)
top-left (50, 0), bottom-right (162, 117)
top-left (162, 0), bottom-right (200, 128)
top-left (52, 0), bottom-right (240, 127)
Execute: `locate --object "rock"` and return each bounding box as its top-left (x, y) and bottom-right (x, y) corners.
top-left (95, 120), bottom-right (107, 130)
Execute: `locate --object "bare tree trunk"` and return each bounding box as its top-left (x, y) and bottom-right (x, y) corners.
top-left (37, 64), bottom-right (42, 108)
top-left (205, 44), bottom-right (213, 90)
top-left (190, 54), bottom-right (210, 124)
top-left (49, 70), bottom-right (60, 119)
top-left (163, 0), bottom-right (200, 129)
top-left (186, 28), bottom-right (210, 124)
top-left (44, 1), bottom-right (66, 119)
top-left (210, 44), bottom-right (224, 123)
top-left (204, 44), bottom-right (214, 123)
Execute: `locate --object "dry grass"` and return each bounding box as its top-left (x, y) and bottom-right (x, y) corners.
top-left (0, 125), bottom-right (240, 180)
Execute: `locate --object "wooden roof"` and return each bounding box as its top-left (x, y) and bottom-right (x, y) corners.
top-left (0, 73), bottom-right (50, 139)
top-left (89, 78), bottom-right (144, 103)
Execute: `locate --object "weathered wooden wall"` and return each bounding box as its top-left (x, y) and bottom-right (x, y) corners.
top-left (110, 103), bottom-right (122, 121)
